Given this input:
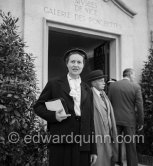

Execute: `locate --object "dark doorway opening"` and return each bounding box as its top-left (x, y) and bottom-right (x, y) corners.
top-left (48, 28), bottom-right (110, 82)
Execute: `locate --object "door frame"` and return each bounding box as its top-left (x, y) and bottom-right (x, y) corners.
top-left (42, 18), bottom-right (121, 88)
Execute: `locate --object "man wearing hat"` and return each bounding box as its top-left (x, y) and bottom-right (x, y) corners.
top-left (86, 70), bottom-right (118, 166)
top-left (34, 48), bottom-right (97, 166)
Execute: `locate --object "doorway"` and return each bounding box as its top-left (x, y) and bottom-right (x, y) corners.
top-left (48, 28), bottom-right (110, 82)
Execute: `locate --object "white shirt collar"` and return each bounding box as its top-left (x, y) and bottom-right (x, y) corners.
top-left (123, 77), bottom-right (130, 81)
top-left (93, 87), bottom-right (101, 96)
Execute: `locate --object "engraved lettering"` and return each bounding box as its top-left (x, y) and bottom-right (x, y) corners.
top-left (44, 6), bottom-right (121, 30)
top-left (74, 0), bottom-right (97, 8)
top-left (75, 14), bottom-right (86, 21)
top-left (44, 7), bottom-right (72, 18)
top-left (75, 5), bottom-right (83, 12)
top-left (84, 7), bottom-right (97, 15)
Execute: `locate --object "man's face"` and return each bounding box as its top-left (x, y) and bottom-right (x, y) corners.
top-left (92, 78), bottom-right (105, 91)
top-left (66, 53), bottom-right (84, 78)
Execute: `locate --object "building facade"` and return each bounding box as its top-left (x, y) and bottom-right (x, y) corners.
top-left (0, 0), bottom-right (152, 90)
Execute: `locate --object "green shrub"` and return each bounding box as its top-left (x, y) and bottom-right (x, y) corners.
top-left (0, 11), bottom-right (48, 165)
top-left (137, 49), bottom-right (153, 156)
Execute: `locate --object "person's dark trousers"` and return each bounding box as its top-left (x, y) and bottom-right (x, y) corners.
top-left (115, 141), bottom-right (123, 166)
top-left (111, 157), bottom-right (116, 166)
top-left (117, 125), bottom-right (138, 166)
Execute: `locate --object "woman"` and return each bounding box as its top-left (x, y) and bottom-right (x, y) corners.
top-left (34, 48), bottom-right (97, 166)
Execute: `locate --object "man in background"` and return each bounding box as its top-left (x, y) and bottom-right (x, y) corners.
top-left (108, 68), bottom-right (144, 166)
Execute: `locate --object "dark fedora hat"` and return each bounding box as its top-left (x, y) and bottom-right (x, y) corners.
top-left (86, 70), bottom-right (107, 82)
top-left (64, 48), bottom-right (87, 62)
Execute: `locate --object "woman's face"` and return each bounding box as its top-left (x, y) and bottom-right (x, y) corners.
top-left (66, 53), bottom-right (84, 78)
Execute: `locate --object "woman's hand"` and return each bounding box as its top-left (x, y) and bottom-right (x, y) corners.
top-left (55, 109), bottom-right (71, 122)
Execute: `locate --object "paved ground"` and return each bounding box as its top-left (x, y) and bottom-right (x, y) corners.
top-left (115, 160), bottom-right (148, 166)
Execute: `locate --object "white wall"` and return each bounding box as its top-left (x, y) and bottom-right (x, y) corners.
top-left (0, 0), bottom-right (149, 87)
top-left (133, 0), bottom-right (149, 82)
top-left (0, 0), bottom-right (24, 37)
top-left (147, 0), bottom-right (153, 48)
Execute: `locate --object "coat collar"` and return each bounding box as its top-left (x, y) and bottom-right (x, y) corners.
top-left (92, 88), bottom-right (107, 110)
top-left (80, 82), bottom-right (88, 105)
top-left (122, 77), bottom-right (130, 81)
top-left (61, 76), bottom-right (71, 95)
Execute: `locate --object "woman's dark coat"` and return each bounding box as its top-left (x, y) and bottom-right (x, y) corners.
top-left (34, 76), bottom-right (97, 154)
